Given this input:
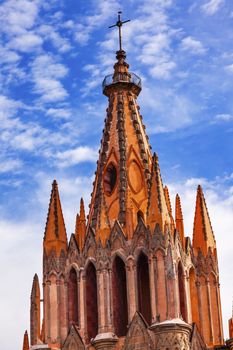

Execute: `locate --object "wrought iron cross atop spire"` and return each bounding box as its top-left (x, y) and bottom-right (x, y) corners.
top-left (109, 11), bottom-right (130, 51)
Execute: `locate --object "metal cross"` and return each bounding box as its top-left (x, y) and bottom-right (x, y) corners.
top-left (109, 11), bottom-right (130, 51)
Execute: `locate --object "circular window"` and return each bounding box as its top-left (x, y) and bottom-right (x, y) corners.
top-left (103, 163), bottom-right (117, 196)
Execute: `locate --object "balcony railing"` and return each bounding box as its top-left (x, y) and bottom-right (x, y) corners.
top-left (102, 72), bottom-right (142, 91)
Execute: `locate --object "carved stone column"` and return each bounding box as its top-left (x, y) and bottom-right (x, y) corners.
top-left (196, 280), bottom-right (203, 335)
top-left (56, 278), bottom-right (61, 343)
top-left (80, 270), bottom-right (87, 340)
top-left (126, 257), bottom-right (137, 322)
top-left (206, 277), bottom-right (214, 344)
top-left (149, 255), bottom-right (157, 323)
top-left (151, 319), bottom-right (192, 350)
top-left (185, 274), bottom-right (192, 323)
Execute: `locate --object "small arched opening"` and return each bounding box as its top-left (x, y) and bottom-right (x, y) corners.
top-left (178, 262), bottom-right (187, 322)
top-left (86, 262), bottom-right (98, 341)
top-left (103, 163), bottom-right (117, 196)
top-left (112, 256), bottom-right (128, 336)
top-left (68, 268), bottom-right (79, 326)
top-left (137, 210), bottom-right (144, 224)
top-left (137, 252), bottom-right (151, 324)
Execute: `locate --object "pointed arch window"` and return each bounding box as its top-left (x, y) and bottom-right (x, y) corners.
top-left (86, 262), bottom-right (98, 341)
top-left (137, 252), bottom-right (151, 324)
top-left (103, 163), bottom-right (117, 196)
top-left (68, 268), bottom-right (79, 326)
top-left (178, 262), bottom-right (187, 322)
top-left (112, 256), bottom-right (128, 336)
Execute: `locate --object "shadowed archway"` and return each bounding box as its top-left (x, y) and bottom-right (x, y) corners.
top-left (137, 252), bottom-right (151, 324)
top-left (112, 255), bottom-right (128, 336)
top-left (68, 268), bottom-right (79, 326)
top-left (86, 262), bottom-right (98, 341)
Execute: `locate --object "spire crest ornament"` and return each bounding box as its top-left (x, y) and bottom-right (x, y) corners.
top-left (109, 11), bottom-right (130, 51)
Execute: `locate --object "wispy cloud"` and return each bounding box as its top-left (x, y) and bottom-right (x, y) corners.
top-left (54, 146), bottom-right (98, 167)
top-left (31, 54), bottom-right (69, 102)
top-left (201, 0), bottom-right (224, 15)
top-left (214, 113), bottom-right (233, 122)
top-left (180, 36), bottom-right (207, 55)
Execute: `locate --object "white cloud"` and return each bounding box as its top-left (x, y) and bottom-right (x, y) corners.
top-left (38, 24), bottom-right (72, 53)
top-left (180, 36), bottom-right (207, 55)
top-left (149, 60), bottom-right (176, 79)
top-left (225, 63), bottom-right (233, 73)
top-left (0, 0), bottom-right (39, 35)
top-left (0, 158), bottom-right (22, 173)
top-left (8, 32), bottom-right (43, 52)
top-left (214, 114), bottom-right (233, 122)
top-left (31, 54), bottom-right (68, 102)
top-left (201, 0), bottom-right (224, 15)
top-left (46, 108), bottom-right (72, 119)
top-left (55, 146), bottom-right (98, 167)
top-left (74, 0), bottom-right (120, 45)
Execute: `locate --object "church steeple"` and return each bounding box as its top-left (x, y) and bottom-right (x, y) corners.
top-left (193, 185), bottom-right (216, 256)
top-left (43, 180), bottom-right (67, 255)
top-left (88, 15), bottom-right (152, 244)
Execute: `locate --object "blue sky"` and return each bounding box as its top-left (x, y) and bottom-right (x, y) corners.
top-left (0, 0), bottom-right (232, 349)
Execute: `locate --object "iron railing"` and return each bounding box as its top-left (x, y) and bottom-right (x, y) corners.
top-left (102, 72), bottom-right (141, 91)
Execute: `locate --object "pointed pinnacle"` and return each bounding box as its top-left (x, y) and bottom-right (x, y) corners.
top-left (164, 186), bottom-right (172, 214)
top-left (175, 194), bottom-right (183, 220)
top-left (193, 185), bottom-right (215, 255)
top-left (175, 193), bottom-right (185, 247)
top-left (22, 330), bottom-right (29, 350)
top-left (153, 152), bottom-right (159, 164)
top-left (80, 197), bottom-right (86, 220)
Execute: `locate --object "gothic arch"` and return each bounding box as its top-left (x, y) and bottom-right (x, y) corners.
top-left (112, 255), bottom-right (128, 336)
top-left (137, 251), bottom-right (151, 324)
top-left (85, 262), bottom-right (98, 341)
top-left (68, 268), bottom-right (79, 326)
top-left (189, 267), bottom-right (200, 328)
top-left (178, 261), bottom-right (187, 322)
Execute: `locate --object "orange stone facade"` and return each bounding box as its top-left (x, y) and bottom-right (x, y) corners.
top-left (23, 49), bottom-right (232, 350)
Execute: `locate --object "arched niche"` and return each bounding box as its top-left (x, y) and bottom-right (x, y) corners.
top-left (86, 262), bottom-right (98, 341)
top-left (68, 268), bottom-right (79, 326)
top-left (178, 262), bottom-right (187, 322)
top-left (112, 255), bottom-right (128, 336)
top-left (137, 252), bottom-right (151, 324)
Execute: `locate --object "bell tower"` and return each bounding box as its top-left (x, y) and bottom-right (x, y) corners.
top-left (88, 12), bottom-right (152, 244)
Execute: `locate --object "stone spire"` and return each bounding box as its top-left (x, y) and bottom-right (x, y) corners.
top-left (22, 330), bottom-right (29, 350)
top-left (192, 185), bottom-right (216, 256)
top-left (30, 273), bottom-right (40, 345)
top-left (175, 194), bottom-right (185, 248)
top-left (88, 47), bottom-right (152, 244)
top-left (75, 197), bottom-right (86, 250)
top-left (43, 180), bottom-right (67, 255)
top-left (147, 153), bottom-right (170, 232)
